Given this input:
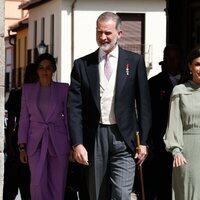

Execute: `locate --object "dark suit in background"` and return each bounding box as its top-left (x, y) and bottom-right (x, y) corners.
top-left (4, 89), bottom-right (31, 200)
top-left (67, 12), bottom-right (151, 200)
top-left (3, 63), bottom-right (37, 200)
top-left (143, 45), bottom-right (182, 200)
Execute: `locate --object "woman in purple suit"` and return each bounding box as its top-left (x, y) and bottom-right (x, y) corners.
top-left (18, 53), bottom-right (70, 200)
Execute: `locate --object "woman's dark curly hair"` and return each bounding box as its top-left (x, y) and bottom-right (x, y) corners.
top-left (35, 53), bottom-right (57, 72)
top-left (181, 46), bottom-right (200, 83)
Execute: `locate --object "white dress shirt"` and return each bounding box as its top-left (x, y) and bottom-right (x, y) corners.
top-left (98, 46), bottom-right (119, 125)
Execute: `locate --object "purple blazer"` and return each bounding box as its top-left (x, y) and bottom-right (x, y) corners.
top-left (18, 82), bottom-right (70, 157)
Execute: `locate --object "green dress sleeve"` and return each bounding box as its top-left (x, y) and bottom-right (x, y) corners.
top-left (164, 87), bottom-right (184, 157)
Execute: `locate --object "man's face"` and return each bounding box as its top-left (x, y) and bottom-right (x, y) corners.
top-left (96, 19), bottom-right (122, 54)
top-left (164, 49), bottom-right (180, 73)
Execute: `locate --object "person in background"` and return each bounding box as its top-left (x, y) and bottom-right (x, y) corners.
top-left (164, 46), bottom-right (200, 200)
top-left (67, 11), bottom-right (151, 200)
top-left (143, 45), bottom-right (182, 200)
top-left (3, 63), bottom-right (38, 200)
top-left (18, 53), bottom-right (70, 200)
top-left (64, 162), bottom-right (79, 200)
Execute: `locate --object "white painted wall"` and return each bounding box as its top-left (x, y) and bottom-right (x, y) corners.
top-left (27, 0), bottom-right (73, 83)
top-left (28, 1), bottom-right (61, 56)
top-left (27, 0), bottom-right (166, 84)
top-left (73, 0), bottom-right (166, 78)
top-left (145, 12), bottom-right (166, 78)
top-left (60, 0), bottom-right (73, 84)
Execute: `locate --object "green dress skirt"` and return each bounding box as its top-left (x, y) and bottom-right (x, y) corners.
top-left (164, 80), bottom-right (200, 200)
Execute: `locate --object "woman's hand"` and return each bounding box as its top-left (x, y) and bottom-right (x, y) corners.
top-left (173, 154), bottom-right (187, 167)
top-left (19, 144), bottom-right (28, 164)
top-left (69, 149), bottom-right (75, 162)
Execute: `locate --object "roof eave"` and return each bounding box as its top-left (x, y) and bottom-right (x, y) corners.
top-left (19, 0), bottom-right (51, 10)
top-left (9, 18), bottom-right (29, 32)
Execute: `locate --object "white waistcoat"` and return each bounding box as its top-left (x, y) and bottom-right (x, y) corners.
top-left (99, 60), bottom-right (117, 125)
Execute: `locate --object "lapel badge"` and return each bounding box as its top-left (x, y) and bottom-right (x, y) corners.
top-left (125, 64), bottom-right (130, 76)
top-left (160, 90), bottom-right (166, 100)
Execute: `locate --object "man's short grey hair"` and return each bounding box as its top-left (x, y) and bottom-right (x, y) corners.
top-left (97, 12), bottom-right (122, 31)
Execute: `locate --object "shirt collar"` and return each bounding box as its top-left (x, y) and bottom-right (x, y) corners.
top-left (99, 45), bottom-right (119, 61)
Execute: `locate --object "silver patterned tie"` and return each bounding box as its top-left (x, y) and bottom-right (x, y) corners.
top-left (104, 54), bottom-right (112, 80)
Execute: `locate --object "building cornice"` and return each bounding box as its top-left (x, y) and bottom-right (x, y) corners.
top-left (19, 0), bottom-right (51, 10)
top-left (9, 18), bottom-right (28, 32)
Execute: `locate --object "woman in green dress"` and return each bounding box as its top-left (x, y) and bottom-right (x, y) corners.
top-left (164, 46), bottom-right (200, 200)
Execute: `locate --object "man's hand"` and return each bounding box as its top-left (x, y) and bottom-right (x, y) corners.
top-left (73, 144), bottom-right (89, 166)
top-left (134, 145), bottom-right (148, 166)
top-left (173, 154), bottom-right (187, 167)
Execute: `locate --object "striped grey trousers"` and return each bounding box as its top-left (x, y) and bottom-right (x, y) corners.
top-left (87, 124), bottom-right (136, 200)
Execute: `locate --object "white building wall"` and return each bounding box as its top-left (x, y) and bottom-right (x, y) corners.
top-left (73, 0), bottom-right (166, 78)
top-left (60, 0), bottom-right (73, 83)
top-left (145, 12), bottom-right (166, 78)
top-left (27, 0), bottom-right (166, 84)
top-left (28, 1), bottom-right (60, 55)
top-left (28, 0), bottom-right (73, 83)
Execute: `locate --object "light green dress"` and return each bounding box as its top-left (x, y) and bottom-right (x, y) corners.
top-left (164, 80), bottom-right (200, 200)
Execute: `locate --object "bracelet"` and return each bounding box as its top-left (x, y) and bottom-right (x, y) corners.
top-left (18, 146), bottom-right (25, 152)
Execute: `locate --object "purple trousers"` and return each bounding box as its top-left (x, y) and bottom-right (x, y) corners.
top-left (28, 150), bottom-right (68, 200)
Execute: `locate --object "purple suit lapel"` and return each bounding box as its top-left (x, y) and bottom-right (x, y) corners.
top-left (31, 82), bottom-right (44, 122)
top-left (31, 82), bottom-right (57, 122)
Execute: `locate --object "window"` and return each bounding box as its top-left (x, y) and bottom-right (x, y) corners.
top-left (117, 13), bottom-right (152, 72)
top-left (24, 36), bottom-right (27, 65)
top-left (5, 73), bottom-right (10, 92)
top-left (34, 20), bottom-right (37, 48)
top-left (18, 38), bottom-right (21, 67)
top-left (34, 20), bottom-right (38, 61)
top-left (117, 13), bottom-right (145, 55)
top-left (50, 14), bottom-right (54, 55)
top-left (41, 17), bottom-right (45, 41)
